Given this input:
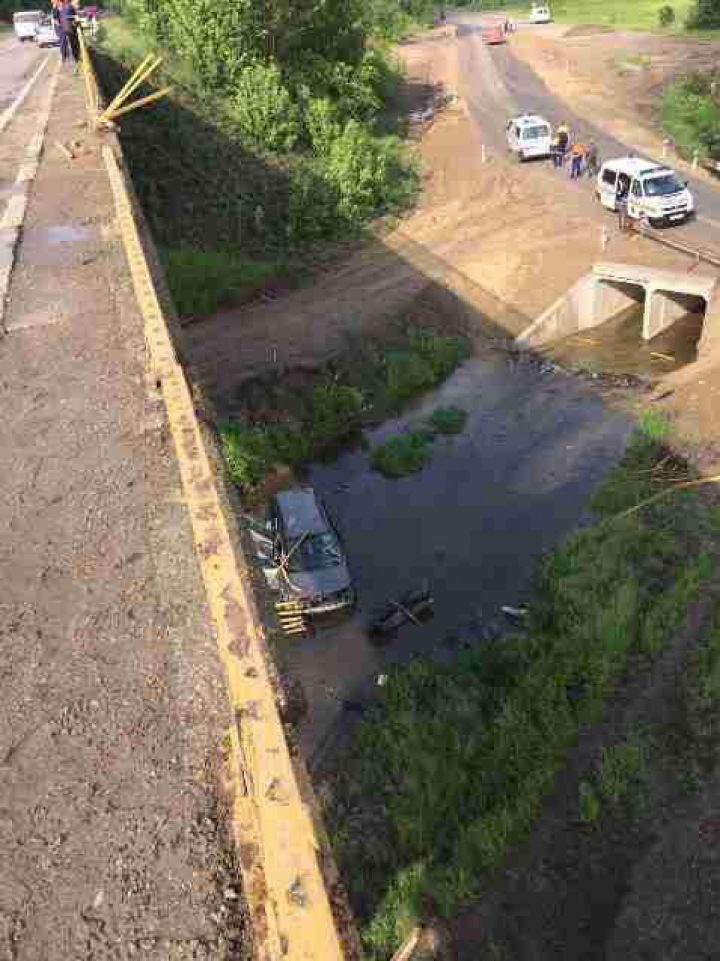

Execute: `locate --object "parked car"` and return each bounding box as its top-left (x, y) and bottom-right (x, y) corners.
top-left (35, 17), bottom-right (59, 48)
top-left (483, 25), bottom-right (506, 45)
top-left (596, 157), bottom-right (694, 227)
top-left (13, 10), bottom-right (42, 42)
top-left (268, 488), bottom-right (355, 615)
top-left (506, 113), bottom-right (552, 161)
top-left (530, 4), bottom-right (553, 23)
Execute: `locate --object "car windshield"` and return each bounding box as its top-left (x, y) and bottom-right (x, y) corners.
top-left (523, 125), bottom-right (549, 140)
top-left (643, 174), bottom-right (683, 196)
top-left (286, 531), bottom-right (342, 572)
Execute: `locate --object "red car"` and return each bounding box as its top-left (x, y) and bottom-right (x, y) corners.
top-left (483, 26), bottom-right (507, 44)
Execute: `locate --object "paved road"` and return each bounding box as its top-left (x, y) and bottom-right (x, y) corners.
top-left (0, 34), bottom-right (45, 112)
top-left (451, 13), bottom-right (720, 249)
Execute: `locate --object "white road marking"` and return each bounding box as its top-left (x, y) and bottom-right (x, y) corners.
top-left (0, 54), bottom-right (49, 136)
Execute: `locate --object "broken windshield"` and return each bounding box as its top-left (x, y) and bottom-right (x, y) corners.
top-left (287, 532), bottom-right (342, 572)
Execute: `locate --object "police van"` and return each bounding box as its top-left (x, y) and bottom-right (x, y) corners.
top-left (13, 10), bottom-right (42, 42)
top-left (506, 114), bottom-right (552, 162)
top-left (596, 157), bottom-right (694, 227)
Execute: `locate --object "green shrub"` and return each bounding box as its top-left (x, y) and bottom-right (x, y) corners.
top-left (161, 248), bottom-right (284, 317)
top-left (579, 781), bottom-right (601, 827)
top-left (658, 4), bottom-right (676, 25)
top-left (596, 742), bottom-right (646, 806)
top-left (371, 431), bottom-right (434, 478)
top-left (231, 61), bottom-right (300, 152)
top-left (660, 77), bottom-right (720, 160)
top-left (385, 351), bottom-right (436, 405)
top-left (325, 121), bottom-right (417, 222)
top-left (428, 407), bottom-right (468, 435)
top-left (686, 0), bottom-right (720, 29)
top-left (305, 97), bottom-right (341, 155)
top-left (408, 327), bottom-right (473, 380)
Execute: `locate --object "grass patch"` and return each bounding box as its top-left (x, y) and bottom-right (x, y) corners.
top-left (220, 326), bottom-right (471, 491)
top-left (162, 248), bottom-right (288, 317)
top-left (428, 406), bottom-right (468, 435)
top-left (370, 430), bottom-right (434, 478)
top-left (328, 422), bottom-right (715, 959)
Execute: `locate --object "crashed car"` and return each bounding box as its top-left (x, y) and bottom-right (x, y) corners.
top-left (250, 487), bottom-right (355, 615)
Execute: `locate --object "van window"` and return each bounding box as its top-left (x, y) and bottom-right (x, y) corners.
top-left (14, 11), bottom-right (41, 22)
top-left (644, 173), bottom-right (683, 197)
top-left (602, 169), bottom-right (617, 186)
top-left (522, 125), bottom-right (550, 140)
top-left (631, 181), bottom-right (642, 198)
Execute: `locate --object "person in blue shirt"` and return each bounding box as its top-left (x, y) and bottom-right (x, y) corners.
top-left (53, 0), bottom-right (78, 67)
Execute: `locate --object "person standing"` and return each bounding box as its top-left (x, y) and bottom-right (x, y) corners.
top-left (54, 0), bottom-right (78, 68)
top-left (68, 0), bottom-right (81, 68)
top-left (585, 142), bottom-right (599, 179)
top-left (556, 123), bottom-right (570, 169)
top-left (569, 141), bottom-right (586, 179)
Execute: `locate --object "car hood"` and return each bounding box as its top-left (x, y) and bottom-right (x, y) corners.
top-left (285, 562), bottom-right (352, 599)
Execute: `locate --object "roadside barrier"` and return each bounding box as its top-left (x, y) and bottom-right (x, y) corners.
top-left (81, 38), bottom-right (356, 961)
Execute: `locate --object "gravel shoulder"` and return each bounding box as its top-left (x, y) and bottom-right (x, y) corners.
top-left (0, 69), bottom-right (248, 961)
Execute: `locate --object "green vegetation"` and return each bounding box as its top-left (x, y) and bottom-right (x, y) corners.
top-left (220, 327), bottom-right (470, 490)
top-left (329, 419), bottom-right (716, 958)
top-left (161, 249), bottom-right (288, 317)
top-left (370, 406), bottom-right (468, 478)
top-left (98, 0), bottom-right (422, 261)
top-left (428, 406), bottom-right (468, 435)
top-left (660, 70), bottom-right (720, 161)
top-left (371, 430), bottom-right (434, 478)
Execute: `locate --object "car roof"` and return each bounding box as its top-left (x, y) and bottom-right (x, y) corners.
top-left (275, 488), bottom-right (327, 539)
top-left (602, 157), bottom-right (670, 178)
top-left (512, 114), bottom-right (549, 127)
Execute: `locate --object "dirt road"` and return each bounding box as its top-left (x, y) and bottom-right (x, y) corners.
top-left (1, 67), bottom-right (246, 961)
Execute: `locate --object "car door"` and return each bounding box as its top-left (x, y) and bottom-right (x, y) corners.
top-left (627, 179), bottom-right (643, 220)
top-left (599, 167), bottom-right (617, 209)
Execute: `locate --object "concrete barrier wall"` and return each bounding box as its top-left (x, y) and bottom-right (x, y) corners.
top-left (646, 289), bottom-right (707, 341)
top-left (516, 273), bottom-right (596, 347)
top-left (86, 50), bottom-right (358, 961)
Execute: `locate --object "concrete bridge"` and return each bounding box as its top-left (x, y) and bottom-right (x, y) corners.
top-left (517, 261), bottom-right (719, 349)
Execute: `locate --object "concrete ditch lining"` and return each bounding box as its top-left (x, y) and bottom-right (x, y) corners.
top-left (516, 260), bottom-right (718, 350)
top-left (84, 45), bottom-right (358, 961)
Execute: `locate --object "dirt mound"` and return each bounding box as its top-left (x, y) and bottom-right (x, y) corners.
top-left (563, 23), bottom-right (617, 37)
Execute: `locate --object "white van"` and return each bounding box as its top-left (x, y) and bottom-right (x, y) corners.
top-left (13, 10), bottom-right (42, 42)
top-left (506, 114), bottom-right (552, 162)
top-left (530, 5), bottom-right (552, 23)
top-left (596, 157), bottom-right (694, 227)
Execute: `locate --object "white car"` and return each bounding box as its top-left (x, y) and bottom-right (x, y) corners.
top-left (13, 10), bottom-right (42, 42)
top-left (35, 19), bottom-right (59, 48)
top-left (530, 4), bottom-right (552, 23)
top-left (596, 157), bottom-right (694, 227)
top-left (506, 114), bottom-right (553, 162)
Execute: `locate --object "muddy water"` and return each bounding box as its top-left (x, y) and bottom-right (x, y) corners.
top-left (278, 352), bottom-right (633, 765)
top-left (545, 304), bottom-right (705, 377)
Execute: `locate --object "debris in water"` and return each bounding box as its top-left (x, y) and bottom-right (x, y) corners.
top-left (369, 582), bottom-right (434, 641)
top-left (502, 605), bottom-right (528, 619)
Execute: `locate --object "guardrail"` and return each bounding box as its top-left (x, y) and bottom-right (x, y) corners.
top-left (81, 34), bottom-right (359, 961)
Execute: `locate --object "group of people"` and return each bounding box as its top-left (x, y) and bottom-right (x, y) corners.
top-left (551, 124), bottom-right (599, 180)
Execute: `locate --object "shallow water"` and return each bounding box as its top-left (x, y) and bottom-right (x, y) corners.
top-left (278, 352), bottom-right (634, 762)
top-left (545, 304), bottom-right (704, 377)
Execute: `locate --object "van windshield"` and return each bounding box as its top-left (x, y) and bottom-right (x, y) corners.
top-left (522, 125), bottom-right (549, 140)
top-left (643, 174), bottom-right (683, 197)
top-left (14, 12), bottom-right (41, 22)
